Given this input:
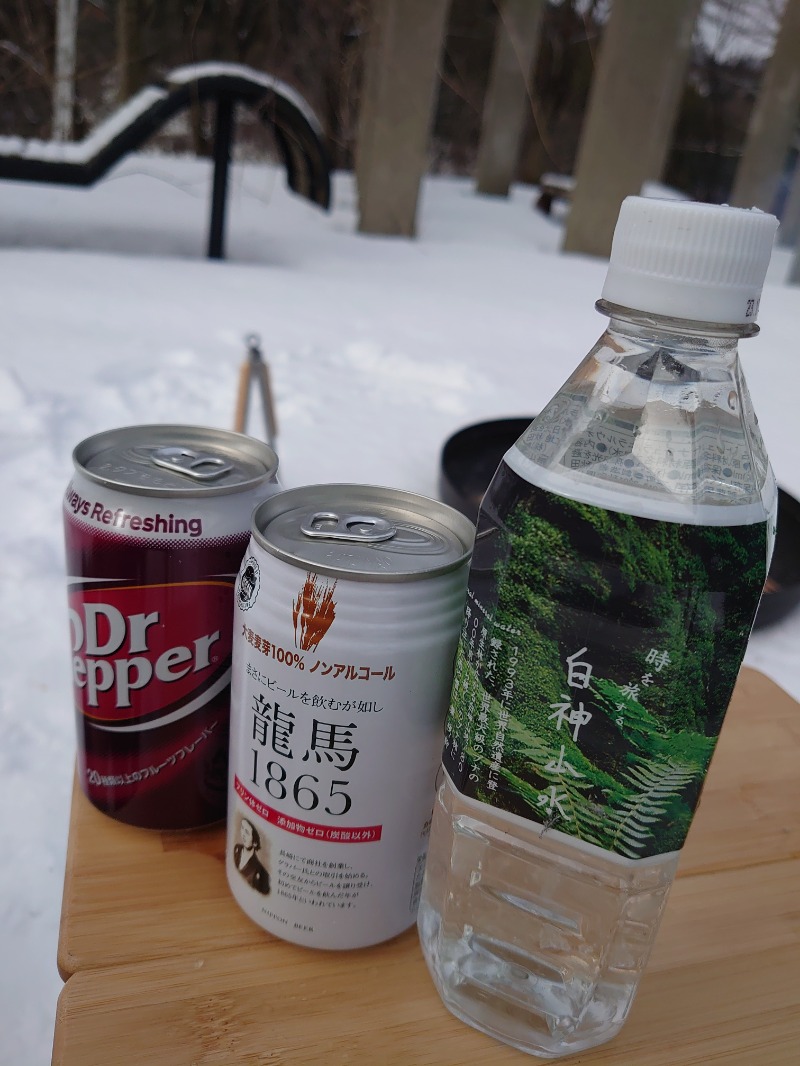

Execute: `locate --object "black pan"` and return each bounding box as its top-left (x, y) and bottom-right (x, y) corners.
top-left (439, 417), bottom-right (800, 630)
top-left (439, 417), bottom-right (533, 520)
top-left (760, 487), bottom-right (800, 627)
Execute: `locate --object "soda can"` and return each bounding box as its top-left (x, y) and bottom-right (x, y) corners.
top-left (226, 484), bottom-right (473, 949)
top-left (64, 424), bottom-right (280, 829)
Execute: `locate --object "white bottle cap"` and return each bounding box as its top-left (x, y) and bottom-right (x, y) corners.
top-left (601, 196), bottom-right (778, 325)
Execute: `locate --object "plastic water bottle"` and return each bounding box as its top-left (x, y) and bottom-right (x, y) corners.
top-left (418, 197), bottom-right (778, 1058)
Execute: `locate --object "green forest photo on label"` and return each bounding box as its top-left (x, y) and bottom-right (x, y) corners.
top-left (443, 484), bottom-right (768, 860)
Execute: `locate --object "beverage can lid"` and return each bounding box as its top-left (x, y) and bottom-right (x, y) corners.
top-left (73, 424), bottom-right (279, 497)
top-left (251, 484), bottom-right (474, 581)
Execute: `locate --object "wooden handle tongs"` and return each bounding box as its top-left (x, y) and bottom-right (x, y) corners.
top-left (233, 332), bottom-right (278, 449)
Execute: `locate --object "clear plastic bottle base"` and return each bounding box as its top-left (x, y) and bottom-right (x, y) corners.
top-left (417, 777), bottom-right (678, 1059)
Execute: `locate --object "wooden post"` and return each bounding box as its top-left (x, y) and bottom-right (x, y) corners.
top-left (53, 0), bottom-right (79, 141)
top-left (356, 0), bottom-right (451, 237)
top-left (563, 0), bottom-right (700, 259)
top-left (475, 0), bottom-right (545, 198)
top-left (778, 161), bottom-right (800, 249)
top-left (789, 235), bottom-right (800, 286)
top-left (730, 0), bottom-right (800, 211)
top-left (208, 96), bottom-right (235, 261)
top-left (788, 176), bottom-right (800, 283)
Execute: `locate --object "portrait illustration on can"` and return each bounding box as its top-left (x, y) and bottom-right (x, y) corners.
top-left (233, 814), bottom-right (271, 895)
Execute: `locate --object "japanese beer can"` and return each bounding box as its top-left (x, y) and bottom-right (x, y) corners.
top-left (227, 484), bottom-right (474, 949)
top-left (64, 424), bottom-right (280, 830)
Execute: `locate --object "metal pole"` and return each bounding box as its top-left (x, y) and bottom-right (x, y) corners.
top-left (208, 96), bottom-right (235, 260)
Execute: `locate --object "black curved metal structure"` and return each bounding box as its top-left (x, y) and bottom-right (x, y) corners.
top-left (0, 63), bottom-right (332, 259)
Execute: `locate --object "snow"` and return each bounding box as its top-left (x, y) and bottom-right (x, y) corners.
top-left (0, 89), bottom-right (169, 164)
top-left (166, 62), bottom-right (325, 134)
top-left (0, 153), bottom-right (798, 1066)
top-left (0, 59), bottom-right (322, 170)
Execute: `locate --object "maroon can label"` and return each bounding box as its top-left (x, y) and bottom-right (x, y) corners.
top-left (64, 426), bottom-right (279, 829)
top-left (69, 583), bottom-right (227, 720)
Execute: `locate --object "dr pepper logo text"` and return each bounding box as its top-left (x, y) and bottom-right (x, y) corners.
top-left (68, 582), bottom-right (233, 726)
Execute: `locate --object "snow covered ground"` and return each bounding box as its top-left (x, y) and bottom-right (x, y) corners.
top-left (1, 155), bottom-right (798, 1066)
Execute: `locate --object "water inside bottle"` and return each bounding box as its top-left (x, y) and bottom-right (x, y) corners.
top-left (419, 772), bottom-right (678, 1057)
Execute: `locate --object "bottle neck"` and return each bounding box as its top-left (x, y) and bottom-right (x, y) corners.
top-left (597, 300), bottom-right (757, 347)
top-left (508, 294), bottom-right (773, 520)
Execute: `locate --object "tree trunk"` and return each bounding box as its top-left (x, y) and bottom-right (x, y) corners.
top-left (117, 0), bottom-right (145, 104)
top-left (53, 0), bottom-right (79, 141)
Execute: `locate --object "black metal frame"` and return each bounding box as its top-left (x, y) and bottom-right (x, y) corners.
top-left (0, 70), bottom-right (332, 259)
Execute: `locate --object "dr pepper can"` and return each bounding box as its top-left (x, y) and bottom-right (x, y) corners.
top-left (64, 424), bottom-right (280, 829)
top-left (226, 484), bottom-right (474, 949)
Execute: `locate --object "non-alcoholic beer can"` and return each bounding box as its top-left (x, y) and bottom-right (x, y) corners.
top-left (64, 424), bottom-right (280, 829)
top-left (226, 484), bottom-right (474, 949)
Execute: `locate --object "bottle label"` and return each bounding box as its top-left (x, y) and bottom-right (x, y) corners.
top-left (442, 469), bottom-right (768, 860)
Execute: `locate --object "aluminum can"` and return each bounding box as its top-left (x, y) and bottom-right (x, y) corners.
top-left (64, 424), bottom-right (280, 829)
top-left (226, 484), bottom-right (473, 949)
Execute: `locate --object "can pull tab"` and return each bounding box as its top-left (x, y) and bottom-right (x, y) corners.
top-left (150, 446), bottom-right (233, 481)
top-left (300, 511), bottom-right (397, 543)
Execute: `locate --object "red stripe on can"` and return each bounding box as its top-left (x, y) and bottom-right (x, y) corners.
top-left (234, 776), bottom-right (382, 843)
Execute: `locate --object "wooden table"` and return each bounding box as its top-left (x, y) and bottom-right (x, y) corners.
top-left (52, 667), bottom-right (800, 1065)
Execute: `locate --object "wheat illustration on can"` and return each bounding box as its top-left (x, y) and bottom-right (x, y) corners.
top-left (293, 573), bottom-right (337, 651)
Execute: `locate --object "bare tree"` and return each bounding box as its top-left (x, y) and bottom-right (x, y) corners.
top-left (53, 0), bottom-right (79, 139)
top-left (116, 0), bottom-right (146, 104)
top-left (697, 0), bottom-right (784, 63)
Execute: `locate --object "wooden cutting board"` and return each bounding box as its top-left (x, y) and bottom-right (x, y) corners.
top-left (52, 667), bottom-right (800, 1065)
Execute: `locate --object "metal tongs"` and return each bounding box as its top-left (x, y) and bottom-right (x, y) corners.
top-left (233, 332), bottom-right (278, 449)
